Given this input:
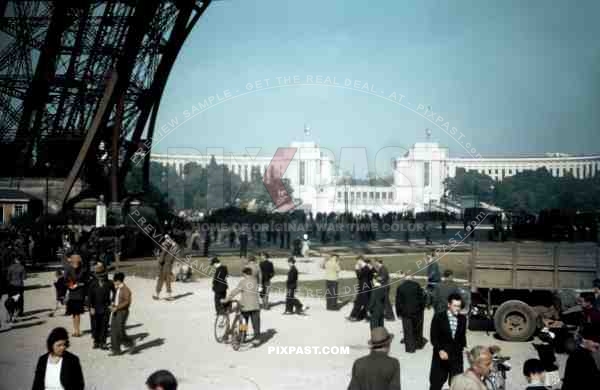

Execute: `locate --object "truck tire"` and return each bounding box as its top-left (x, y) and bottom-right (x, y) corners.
top-left (493, 300), bottom-right (538, 342)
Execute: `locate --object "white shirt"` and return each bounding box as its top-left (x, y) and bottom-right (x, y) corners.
top-left (115, 286), bottom-right (121, 306)
top-left (44, 357), bottom-right (65, 390)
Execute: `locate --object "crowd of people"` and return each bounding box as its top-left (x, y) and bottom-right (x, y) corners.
top-left (182, 209), bottom-right (448, 259)
top-left (347, 283), bottom-right (600, 390)
top-left (1, 217), bottom-right (600, 389)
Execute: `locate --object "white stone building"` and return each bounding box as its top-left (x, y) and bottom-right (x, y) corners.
top-left (151, 142), bottom-right (600, 214)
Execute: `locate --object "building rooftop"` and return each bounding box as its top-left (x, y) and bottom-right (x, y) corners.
top-left (451, 152), bottom-right (600, 159)
top-left (0, 188), bottom-right (38, 202)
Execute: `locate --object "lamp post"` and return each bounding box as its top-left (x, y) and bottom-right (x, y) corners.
top-left (162, 170), bottom-right (168, 209)
top-left (490, 184), bottom-right (497, 240)
top-left (344, 179), bottom-right (348, 214)
top-left (471, 178), bottom-right (479, 241)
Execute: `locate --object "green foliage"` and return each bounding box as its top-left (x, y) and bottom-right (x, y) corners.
top-left (445, 167), bottom-right (600, 213)
top-left (124, 157), bottom-right (294, 211)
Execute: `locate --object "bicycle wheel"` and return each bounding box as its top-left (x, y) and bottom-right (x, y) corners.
top-left (214, 313), bottom-right (229, 343)
top-left (231, 324), bottom-right (241, 351)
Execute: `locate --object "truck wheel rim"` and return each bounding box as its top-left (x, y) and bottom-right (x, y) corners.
top-left (503, 312), bottom-right (527, 336)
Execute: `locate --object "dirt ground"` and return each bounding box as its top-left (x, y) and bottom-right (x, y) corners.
top-left (0, 270), bottom-right (566, 390)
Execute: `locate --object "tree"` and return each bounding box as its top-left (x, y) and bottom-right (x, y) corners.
top-left (445, 167), bottom-right (600, 214)
top-left (125, 156), bottom-right (295, 212)
top-left (444, 168), bottom-right (495, 203)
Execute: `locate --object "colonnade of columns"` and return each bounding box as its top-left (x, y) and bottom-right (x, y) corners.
top-left (447, 159), bottom-right (600, 182)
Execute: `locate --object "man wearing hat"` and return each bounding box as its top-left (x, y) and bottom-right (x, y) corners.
top-left (347, 327), bottom-right (401, 390)
top-left (211, 257), bottom-right (228, 315)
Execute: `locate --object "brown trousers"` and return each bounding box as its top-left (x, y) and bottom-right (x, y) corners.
top-left (156, 267), bottom-right (172, 294)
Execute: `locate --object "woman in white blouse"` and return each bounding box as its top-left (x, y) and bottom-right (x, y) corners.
top-left (32, 327), bottom-right (84, 390)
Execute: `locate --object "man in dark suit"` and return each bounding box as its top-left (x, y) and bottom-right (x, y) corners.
top-left (88, 262), bottom-right (114, 350)
top-left (203, 230), bottom-right (211, 257)
top-left (283, 257), bottom-right (305, 314)
top-left (259, 253), bottom-right (275, 309)
top-left (375, 259), bottom-right (395, 321)
top-left (348, 258), bottom-right (371, 321)
top-left (395, 273), bottom-right (426, 353)
top-left (561, 325), bottom-right (600, 390)
top-left (347, 326), bottom-right (401, 390)
top-left (368, 277), bottom-right (385, 329)
top-left (429, 293), bottom-right (467, 390)
top-left (211, 257), bottom-right (228, 314)
top-left (239, 229), bottom-right (248, 258)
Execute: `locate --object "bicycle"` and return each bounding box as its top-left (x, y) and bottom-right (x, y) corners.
top-left (214, 299), bottom-right (248, 351)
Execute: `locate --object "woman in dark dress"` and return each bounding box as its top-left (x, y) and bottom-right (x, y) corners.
top-left (32, 327), bottom-right (84, 390)
top-left (65, 253), bottom-right (87, 337)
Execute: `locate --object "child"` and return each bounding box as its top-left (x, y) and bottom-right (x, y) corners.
top-left (523, 358), bottom-right (548, 390)
top-left (51, 270), bottom-right (67, 317)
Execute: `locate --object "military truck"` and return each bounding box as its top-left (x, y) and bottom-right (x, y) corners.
top-left (467, 241), bottom-right (600, 341)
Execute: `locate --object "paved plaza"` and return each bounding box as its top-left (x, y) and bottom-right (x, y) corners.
top-left (0, 268), bottom-right (566, 390)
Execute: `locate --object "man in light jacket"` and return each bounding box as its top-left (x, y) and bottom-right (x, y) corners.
top-left (153, 237), bottom-right (176, 301)
top-left (223, 267), bottom-right (261, 346)
top-left (323, 255), bottom-right (341, 310)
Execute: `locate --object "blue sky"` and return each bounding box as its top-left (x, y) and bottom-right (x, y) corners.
top-left (154, 0), bottom-right (600, 177)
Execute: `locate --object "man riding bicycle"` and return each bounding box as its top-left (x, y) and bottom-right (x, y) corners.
top-left (222, 267), bottom-right (261, 346)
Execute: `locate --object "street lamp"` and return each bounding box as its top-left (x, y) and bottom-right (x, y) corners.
top-left (343, 180), bottom-right (348, 214)
top-left (162, 170), bottom-right (168, 208)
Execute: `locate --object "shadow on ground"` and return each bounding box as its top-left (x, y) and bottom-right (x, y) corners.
top-left (267, 300), bottom-right (286, 309)
top-left (255, 328), bottom-right (277, 348)
top-left (24, 284), bottom-right (51, 291)
top-left (22, 308), bottom-right (53, 316)
top-left (129, 338), bottom-right (165, 355)
top-left (0, 320), bottom-right (46, 333)
top-left (81, 323), bottom-right (143, 336)
top-left (169, 292), bottom-right (194, 301)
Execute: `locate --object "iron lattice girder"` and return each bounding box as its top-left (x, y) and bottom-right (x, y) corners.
top-left (0, 0), bottom-right (210, 192)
